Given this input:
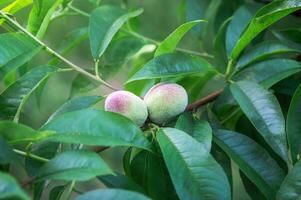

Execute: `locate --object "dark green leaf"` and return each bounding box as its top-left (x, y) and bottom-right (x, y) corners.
top-left (154, 20), bottom-right (205, 57)
top-left (157, 128), bottom-right (231, 200)
top-left (230, 81), bottom-right (288, 161)
top-left (287, 85), bottom-right (301, 164)
top-left (49, 185), bottom-right (65, 200)
top-left (0, 136), bottom-right (20, 165)
top-left (42, 109), bottom-right (151, 150)
top-left (230, 0), bottom-right (301, 60)
top-left (37, 150), bottom-right (113, 181)
top-left (75, 189), bottom-right (151, 200)
top-left (89, 5), bottom-right (143, 59)
top-left (127, 53), bottom-right (215, 83)
top-left (0, 65), bottom-right (57, 120)
top-left (0, 172), bottom-right (30, 200)
top-left (277, 160), bottom-right (301, 200)
top-left (273, 29), bottom-right (301, 51)
top-left (214, 130), bottom-right (285, 199)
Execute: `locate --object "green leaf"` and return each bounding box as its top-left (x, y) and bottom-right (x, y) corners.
top-left (37, 150), bottom-right (113, 181)
top-left (236, 41), bottom-right (300, 70)
top-left (42, 109), bottom-right (151, 150)
top-left (89, 5), bottom-right (143, 59)
top-left (154, 20), bottom-right (205, 57)
top-left (214, 130), bottom-right (285, 199)
top-left (75, 189), bottom-right (151, 200)
top-left (49, 185), bottom-right (65, 200)
top-left (46, 95), bottom-right (102, 123)
top-left (273, 29), bottom-right (301, 51)
top-left (287, 85), bottom-right (301, 164)
top-left (0, 66), bottom-right (57, 120)
top-left (127, 53), bottom-right (215, 83)
top-left (234, 59), bottom-right (301, 88)
top-left (175, 113), bottom-right (212, 151)
top-left (0, 136), bottom-right (20, 165)
top-left (157, 128), bottom-right (231, 200)
top-left (230, 0), bottom-right (301, 60)
top-left (0, 172), bottom-right (30, 200)
top-left (230, 81), bottom-right (288, 161)
top-left (0, 33), bottom-right (41, 78)
top-left (277, 160), bottom-right (301, 200)
top-left (27, 0), bottom-right (63, 38)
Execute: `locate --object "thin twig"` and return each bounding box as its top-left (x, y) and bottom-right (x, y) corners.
top-left (13, 149), bottom-right (49, 162)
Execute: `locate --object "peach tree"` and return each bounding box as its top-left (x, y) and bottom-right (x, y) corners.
top-left (0, 0), bottom-right (301, 199)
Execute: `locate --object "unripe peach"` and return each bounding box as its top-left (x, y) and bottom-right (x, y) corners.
top-left (104, 91), bottom-right (148, 126)
top-left (144, 83), bottom-right (188, 124)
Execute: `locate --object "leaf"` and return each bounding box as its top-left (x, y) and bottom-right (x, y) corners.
top-left (49, 185), bottom-right (65, 200)
top-left (157, 128), bottom-right (231, 200)
top-left (214, 130), bottom-right (285, 199)
top-left (89, 5), bottom-right (143, 59)
top-left (46, 95), bottom-right (102, 123)
top-left (234, 59), bottom-right (301, 88)
top-left (37, 150), bottom-right (113, 181)
top-left (273, 29), bottom-right (301, 51)
top-left (0, 66), bottom-right (57, 120)
top-left (230, 81), bottom-right (288, 161)
top-left (277, 160), bottom-right (301, 200)
top-left (154, 20), bottom-right (205, 57)
top-left (0, 136), bottom-right (20, 165)
top-left (230, 0), bottom-right (301, 60)
top-left (42, 109), bottom-right (151, 150)
top-left (175, 113), bottom-right (212, 151)
top-left (75, 189), bottom-right (151, 200)
top-left (287, 85), bottom-right (301, 164)
top-left (0, 33), bottom-right (41, 78)
top-left (27, 0), bottom-right (63, 38)
top-left (236, 41), bottom-right (300, 70)
top-left (127, 53), bottom-right (215, 83)
top-left (0, 172), bottom-right (30, 200)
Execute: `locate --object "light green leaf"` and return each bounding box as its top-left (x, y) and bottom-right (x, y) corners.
top-left (75, 189), bottom-right (151, 200)
top-left (277, 160), bottom-right (301, 200)
top-left (287, 85), bottom-right (301, 164)
top-left (27, 0), bottom-right (63, 38)
top-left (1, 0), bottom-right (32, 14)
top-left (37, 150), bottom-right (113, 181)
top-left (127, 53), bottom-right (215, 83)
top-left (234, 59), bottom-right (301, 88)
top-left (236, 41), bottom-right (300, 70)
top-left (0, 66), bottom-right (57, 120)
top-left (0, 172), bottom-right (30, 200)
top-left (230, 81), bottom-right (288, 161)
top-left (230, 0), bottom-right (301, 60)
top-left (214, 130), bottom-right (285, 199)
top-left (154, 20), bottom-right (205, 57)
top-left (175, 113), bottom-right (212, 151)
top-left (157, 128), bottom-right (231, 200)
top-left (42, 109), bottom-right (151, 150)
top-left (89, 5), bottom-right (143, 59)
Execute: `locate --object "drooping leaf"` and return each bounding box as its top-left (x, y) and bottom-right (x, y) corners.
top-left (0, 66), bottom-right (57, 120)
top-left (214, 130), bottom-right (285, 199)
top-left (127, 53), bottom-right (215, 83)
top-left (287, 85), bottom-right (301, 164)
top-left (27, 0), bottom-right (63, 38)
top-left (236, 41), bottom-right (300, 70)
top-left (157, 128), bottom-right (231, 200)
top-left (230, 81), bottom-right (288, 161)
top-left (42, 109), bottom-right (151, 150)
top-left (230, 0), bottom-right (301, 60)
top-left (37, 150), bottom-right (113, 181)
top-left (154, 20), bottom-right (205, 57)
top-left (0, 172), bottom-right (30, 200)
top-left (46, 95), bottom-right (102, 123)
top-left (175, 113), bottom-right (212, 151)
top-left (75, 189), bottom-right (151, 200)
top-left (277, 160), bottom-right (301, 200)
top-left (234, 59), bottom-right (301, 88)
top-left (89, 5), bottom-right (143, 59)
top-left (0, 136), bottom-right (20, 165)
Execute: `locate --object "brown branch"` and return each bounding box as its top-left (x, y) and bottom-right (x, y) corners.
top-left (185, 89), bottom-right (223, 111)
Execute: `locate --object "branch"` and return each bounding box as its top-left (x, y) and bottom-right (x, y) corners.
top-left (185, 89), bottom-right (223, 111)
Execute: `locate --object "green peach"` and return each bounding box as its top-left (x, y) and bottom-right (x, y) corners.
top-left (104, 91), bottom-right (148, 126)
top-left (144, 83), bottom-right (188, 124)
